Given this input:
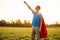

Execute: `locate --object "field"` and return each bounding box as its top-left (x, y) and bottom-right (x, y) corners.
top-left (0, 27), bottom-right (60, 40)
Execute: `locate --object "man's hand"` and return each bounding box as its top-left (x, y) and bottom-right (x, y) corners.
top-left (39, 18), bottom-right (42, 31)
top-left (24, 1), bottom-right (26, 4)
top-left (39, 26), bottom-right (41, 31)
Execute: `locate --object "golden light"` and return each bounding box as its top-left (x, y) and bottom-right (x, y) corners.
top-left (0, 0), bottom-right (60, 24)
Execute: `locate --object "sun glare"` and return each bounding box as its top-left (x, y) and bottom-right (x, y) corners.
top-left (0, 0), bottom-right (60, 24)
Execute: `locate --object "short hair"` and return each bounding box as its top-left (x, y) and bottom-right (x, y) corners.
top-left (36, 5), bottom-right (41, 10)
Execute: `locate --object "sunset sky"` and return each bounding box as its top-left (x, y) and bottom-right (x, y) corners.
top-left (0, 0), bottom-right (60, 24)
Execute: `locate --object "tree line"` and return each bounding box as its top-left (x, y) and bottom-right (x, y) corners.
top-left (0, 19), bottom-right (60, 27)
top-left (0, 19), bottom-right (32, 27)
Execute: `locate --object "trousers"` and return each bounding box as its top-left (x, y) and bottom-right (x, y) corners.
top-left (31, 26), bottom-right (40, 40)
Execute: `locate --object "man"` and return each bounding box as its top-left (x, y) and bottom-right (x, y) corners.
top-left (24, 1), bottom-right (42, 40)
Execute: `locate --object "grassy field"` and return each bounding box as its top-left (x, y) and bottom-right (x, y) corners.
top-left (0, 27), bottom-right (60, 40)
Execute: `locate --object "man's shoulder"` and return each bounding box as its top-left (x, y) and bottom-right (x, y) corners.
top-left (38, 13), bottom-right (42, 15)
top-left (38, 13), bottom-right (43, 18)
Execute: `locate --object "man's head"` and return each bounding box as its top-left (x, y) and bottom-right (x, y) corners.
top-left (35, 5), bottom-right (41, 13)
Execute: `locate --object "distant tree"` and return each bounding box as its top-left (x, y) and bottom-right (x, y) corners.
top-left (15, 19), bottom-right (22, 27)
top-left (0, 20), bottom-right (7, 26)
top-left (23, 20), bottom-right (32, 27)
top-left (17, 19), bottom-right (22, 24)
top-left (6, 22), bottom-right (11, 26)
top-left (24, 20), bottom-right (27, 24)
top-left (10, 20), bottom-right (16, 26)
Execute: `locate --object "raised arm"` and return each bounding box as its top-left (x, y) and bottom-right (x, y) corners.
top-left (24, 1), bottom-right (33, 11)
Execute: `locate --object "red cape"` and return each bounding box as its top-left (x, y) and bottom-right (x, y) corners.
top-left (39, 17), bottom-right (48, 38)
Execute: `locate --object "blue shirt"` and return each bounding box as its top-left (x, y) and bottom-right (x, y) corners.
top-left (32, 10), bottom-right (42, 27)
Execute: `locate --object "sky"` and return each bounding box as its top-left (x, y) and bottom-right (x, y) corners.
top-left (0, 0), bottom-right (60, 24)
